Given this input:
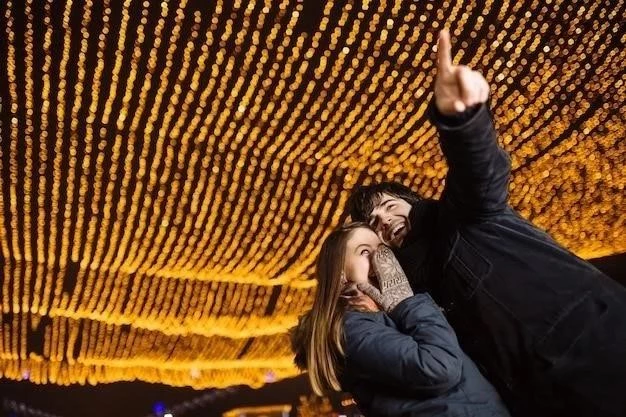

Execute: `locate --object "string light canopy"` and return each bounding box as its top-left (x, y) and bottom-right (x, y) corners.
top-left (0, 0), bottom-right (624, 389)
top-left (222, 404), bottom-right (292, 417)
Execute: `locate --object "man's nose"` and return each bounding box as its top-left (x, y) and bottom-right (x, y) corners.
top-left (379, 215), bottom-right (392, 230)
top-left (372, 213), bottom-right (390, 231)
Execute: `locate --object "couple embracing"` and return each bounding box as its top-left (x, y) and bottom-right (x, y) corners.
top-left (291, 29), bottom-right (626, 417)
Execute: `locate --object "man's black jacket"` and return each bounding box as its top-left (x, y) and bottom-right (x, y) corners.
top-left (394, 102), bottom-right (626, 417)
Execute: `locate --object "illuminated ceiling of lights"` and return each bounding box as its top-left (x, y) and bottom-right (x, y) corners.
top-left (0, 0), bottom-right (624, 389)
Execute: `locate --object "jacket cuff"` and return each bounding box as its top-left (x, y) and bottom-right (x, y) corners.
top-left (428, 100), bottom-right (490, 132)
top-left (388, 293), bottom-right (434, 321)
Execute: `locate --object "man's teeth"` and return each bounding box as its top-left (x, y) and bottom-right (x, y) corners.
top-left (390, 224), bottom-right (403, 239)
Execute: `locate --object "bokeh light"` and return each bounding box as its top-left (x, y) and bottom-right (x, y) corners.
top-left (0, 0), bottom-right (624, 388)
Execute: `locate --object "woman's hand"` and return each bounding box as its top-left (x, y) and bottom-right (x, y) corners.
top-left (357, 246), bottom-right (413, 312)
top-left (340, 283), bottom-right (380, 313)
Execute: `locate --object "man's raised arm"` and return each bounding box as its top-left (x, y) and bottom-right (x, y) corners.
top-left (430, 29), bottom-right (511, 221)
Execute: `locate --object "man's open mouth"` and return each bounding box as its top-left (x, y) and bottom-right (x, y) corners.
top-left (388, 223), bottom-right (405, 241)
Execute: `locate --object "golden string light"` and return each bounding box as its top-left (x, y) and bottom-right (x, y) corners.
top-left (222, 405), bottom-right (292, 417)
top-left (0, 0), bottom-right (624, 389)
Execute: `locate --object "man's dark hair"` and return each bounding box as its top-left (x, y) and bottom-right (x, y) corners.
top-left (346, 182), bottom-right (423, 222)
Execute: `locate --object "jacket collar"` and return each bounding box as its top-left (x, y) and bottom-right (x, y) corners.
top-left (392, 199), bottom-right (439, 289)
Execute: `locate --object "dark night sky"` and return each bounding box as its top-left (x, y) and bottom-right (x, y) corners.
top-left (0, 374), bottom-right (312, 417)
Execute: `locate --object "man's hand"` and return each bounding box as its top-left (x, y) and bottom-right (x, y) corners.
top-left (434, 29), bottom-right (490, 115)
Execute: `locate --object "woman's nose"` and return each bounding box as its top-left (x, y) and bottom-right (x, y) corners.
top-left (367, 264), bottom-right (376, 278)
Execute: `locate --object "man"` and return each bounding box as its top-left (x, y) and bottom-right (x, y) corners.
top-left (346, 29), bottom-right (626, 417)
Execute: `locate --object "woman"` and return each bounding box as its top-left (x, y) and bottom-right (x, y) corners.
top-left (291, 223), bottom-right (510, 417)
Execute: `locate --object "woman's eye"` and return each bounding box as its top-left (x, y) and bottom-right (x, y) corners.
top-left (360, 249), bottom-right (370, 256)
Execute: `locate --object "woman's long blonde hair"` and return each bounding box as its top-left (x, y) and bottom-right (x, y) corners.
top-left (306, 222), bottom-right (368, 395)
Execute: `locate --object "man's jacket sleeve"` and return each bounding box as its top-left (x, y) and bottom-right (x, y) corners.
top-left (429, 101), bottom-right (511, 221)
top-left (343, 293), bottom-right (463, 395)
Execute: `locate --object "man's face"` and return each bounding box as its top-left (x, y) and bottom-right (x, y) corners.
top-left (368, 193), bottom-right (412, 248)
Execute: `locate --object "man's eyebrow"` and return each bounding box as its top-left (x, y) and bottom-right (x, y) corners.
top-left (367, 198), bottom-right (393, 222)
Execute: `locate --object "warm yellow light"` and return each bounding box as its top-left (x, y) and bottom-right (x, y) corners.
top-left (0, 0), bottom-right (624, 388)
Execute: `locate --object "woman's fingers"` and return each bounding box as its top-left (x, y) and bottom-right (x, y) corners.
top-left (340, 294), bottom-right (380, 312)
top-left (356, 282), bottom-right (384, 307)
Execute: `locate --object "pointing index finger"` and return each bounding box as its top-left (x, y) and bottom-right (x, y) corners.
top-left (437, 28), bottom-right (453, 74)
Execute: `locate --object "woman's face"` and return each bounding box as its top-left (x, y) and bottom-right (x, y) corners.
top-left (343, 227), bottom-right (382, 287)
